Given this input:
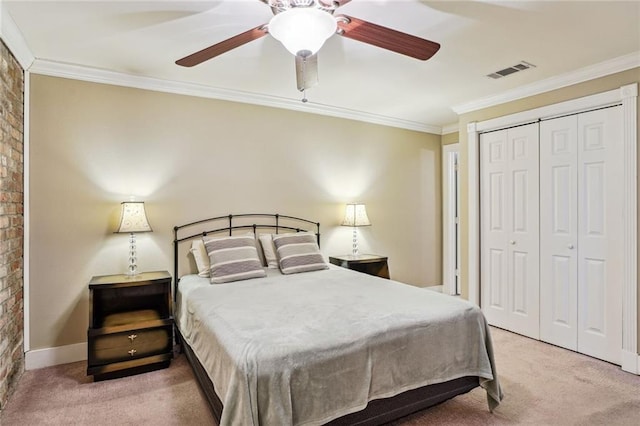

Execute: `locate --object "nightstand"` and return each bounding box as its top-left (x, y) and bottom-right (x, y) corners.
top-left (329, 254), bottom-right (390, 279)
top-left (87, 271), bottom-right (173, 381)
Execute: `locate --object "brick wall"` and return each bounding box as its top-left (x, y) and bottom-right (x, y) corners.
top-left (0, 39), bottom-right (24, 409)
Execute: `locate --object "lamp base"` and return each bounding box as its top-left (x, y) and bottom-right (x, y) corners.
top-left (352, 227), bottom-right (359, 256)
top-left (127, 233), bottom-right (138, 276)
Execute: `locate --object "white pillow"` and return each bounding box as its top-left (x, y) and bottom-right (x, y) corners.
top-left (258, 234), bottom-right (279, 269)
top-left (190, 240), bottom-right (210, 277)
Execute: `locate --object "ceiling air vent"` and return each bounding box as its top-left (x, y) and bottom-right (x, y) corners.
top-left (487, 61), bottom-right (536, 79)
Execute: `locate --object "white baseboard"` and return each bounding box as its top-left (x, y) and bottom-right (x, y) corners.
top-left (621, 349), bottom-right (640, 375)
top-left (25, 342), bottom-right (87, 370)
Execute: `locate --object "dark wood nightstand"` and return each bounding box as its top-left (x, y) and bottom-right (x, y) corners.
top-left (87, 271), bottom-right (173, 381)
top-left (329, 254), bottom-right (390, 279)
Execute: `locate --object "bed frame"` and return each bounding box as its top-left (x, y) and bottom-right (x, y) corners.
top-left (173, 213), bottom-right (480, 425)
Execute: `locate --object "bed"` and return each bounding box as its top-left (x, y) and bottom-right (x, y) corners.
top-left (173, 214), bottom-right (502, 425)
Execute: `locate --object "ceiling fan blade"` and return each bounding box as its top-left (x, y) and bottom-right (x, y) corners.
top-left (336, 15), bottom-right (440, 61)
top-left (176, 24), bottom-right (268, 67)
top-left (295, 53), bottom-right (319, 92)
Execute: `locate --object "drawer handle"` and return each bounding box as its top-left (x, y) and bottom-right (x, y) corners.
top-left (127, 349), bottom-right (137, 356)
top-left (128, 334), bottom-right (137, 342)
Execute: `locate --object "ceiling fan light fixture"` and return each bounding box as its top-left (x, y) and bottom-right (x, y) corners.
top-left (269, 7), bottom-right (337, 56)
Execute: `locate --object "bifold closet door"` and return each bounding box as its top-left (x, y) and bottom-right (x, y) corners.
top-left (540, 116), bottom-right (579, 350)
top-left (480, 123), bottom-right (540, 339)
top-left (540, 107), bottom-right (623, 364)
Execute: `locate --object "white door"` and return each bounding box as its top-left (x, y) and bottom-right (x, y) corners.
top-left (576, 107), bottom-right (623, 364)
top-left (481, 123), bottom-right (540, 338)
top-left (442, 144), bottom-right (460, 295)
top-left (540, 116), bottom-right (579, 350)
top-left (539, 107), bottom-right (623, 364)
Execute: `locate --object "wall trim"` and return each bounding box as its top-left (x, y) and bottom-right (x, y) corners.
top-left (442, 143), bottom-right (460, 296)
top-left (467, 122), bottom-right (479, 307)
top-left (25, 343), bottom-right (87, 370)
top-left (621, 83), bottom-right (638, 374)
top-left (23, 70), bottom-right (30, 352)
top-left (453, 51), bottom-right (640, 115)
top-left (0, 0), bottom-right (34, 69)
top-left (28, 58), bottom-right (442, 135)
top-left (467, 83), bottom-right (638, 374)
top-left (470, 89), bottom-right (623, 132)
top-left (621, 350), bottom-right (640, 375)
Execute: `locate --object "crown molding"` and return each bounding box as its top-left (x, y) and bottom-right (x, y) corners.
top-left (452, 51), bottom-right (640, 115)
top-left (441, 123), bottom-right (459, 135)
top-left (29, 58), bottom-right (442, 135)
top-left (0, 0), bottom-right (35, 69)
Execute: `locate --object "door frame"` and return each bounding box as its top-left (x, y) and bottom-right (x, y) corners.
top-left (442, 143), bottom-right (460, 295)
top-left (467, 83), bottom-right (638, 374)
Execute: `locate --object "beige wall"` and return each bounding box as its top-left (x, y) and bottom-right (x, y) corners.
top-left (457, 67), bottom-right (640, 351)
top-left (28, 75), bottom-right (443, 350)
top-left (441, 132), bottom-right (459, 146)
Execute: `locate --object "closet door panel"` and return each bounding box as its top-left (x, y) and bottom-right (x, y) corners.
top-left (577, 107), bottom-right (623, 364)
top-left (481, 130), bottom-right (510, 328)
top-left (481, 123), bottom-right (539, 339)
top-left (506, 125), bottom-right (540, 338)
top-left (540, 116), bottom-right (578, 350)
top-left (511, 250), bottom-right (530, 314)
top-left (488, 248), bottom-right (506, 308)
top-left (511, 168), bottom-right (532, 316)
top-left (551, 255), bottom-right (573, 325)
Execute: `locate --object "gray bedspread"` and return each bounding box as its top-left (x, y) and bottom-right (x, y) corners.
top-left (178, 266), bottom-right (502, 425)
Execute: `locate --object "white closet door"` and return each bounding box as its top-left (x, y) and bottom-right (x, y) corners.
top-left (481, 130), bottom-right (510, 328)
top-left (576, 107), bottom-right (623, 364)
top-left (481, 123), bottom-right (540, 338)
top-left (540, 116), bottom-right (578, 350)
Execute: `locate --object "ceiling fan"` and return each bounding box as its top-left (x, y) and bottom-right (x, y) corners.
top-left (176, 0), bottom-right (440, 100)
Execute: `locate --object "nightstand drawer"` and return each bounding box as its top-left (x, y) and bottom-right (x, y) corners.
top-left (101, 309), bottom-right (161, 327)
top-left (90, 326), bottom-right (171, 364)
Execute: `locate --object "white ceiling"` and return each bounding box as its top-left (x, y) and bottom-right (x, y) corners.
top-left (3, 0), bottom-right (640, 133)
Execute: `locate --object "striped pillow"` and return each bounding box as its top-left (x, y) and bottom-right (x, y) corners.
top-left (204, 235), bottom-right (266, 284)
top-left (272, 232), bottom-right (328, 275)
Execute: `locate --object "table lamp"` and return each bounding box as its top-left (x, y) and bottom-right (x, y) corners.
top-left (115, 201), bottom-right (152, 276)
top-left (341, 203), bottom-right (371, 256)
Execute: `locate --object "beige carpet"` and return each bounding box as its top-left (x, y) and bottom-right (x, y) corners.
top-left (2, 328), bottom-right (639, 425)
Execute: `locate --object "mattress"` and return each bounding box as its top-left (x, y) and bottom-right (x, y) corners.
top-left (176, 265), bottom-right (502, 425)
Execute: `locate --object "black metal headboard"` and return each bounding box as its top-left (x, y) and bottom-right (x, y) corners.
top-left (173, 213), bottom-right (321, 297)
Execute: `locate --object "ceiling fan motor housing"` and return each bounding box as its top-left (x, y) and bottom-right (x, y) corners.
top-left (265, 0), bottom-right (339, 15)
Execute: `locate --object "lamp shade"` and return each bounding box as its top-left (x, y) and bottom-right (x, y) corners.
top-left (116, 202), bottom-right (152, 233)
top-left (269, 8), bottom-right (337, 56)
top-left (341, 203), bottom-right (371, 227)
